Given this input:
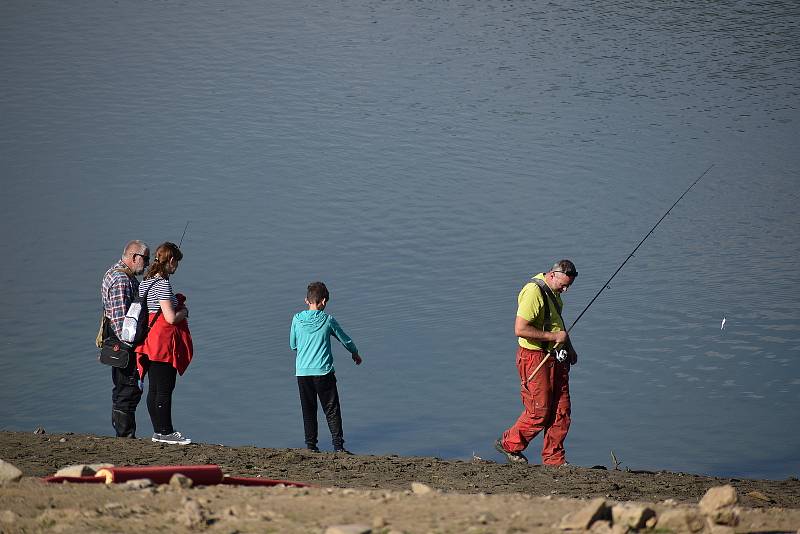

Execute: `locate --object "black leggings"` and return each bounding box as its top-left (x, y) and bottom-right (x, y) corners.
top-left (147, 361), bottom-right (177, 435)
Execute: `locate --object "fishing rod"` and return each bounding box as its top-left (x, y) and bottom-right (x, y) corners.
top-left (567, 163), bottom-right (714, 333)
top-left (526, 164), bottom-right (714, 383)
top-left (178, 221), bottom-right (190, 247)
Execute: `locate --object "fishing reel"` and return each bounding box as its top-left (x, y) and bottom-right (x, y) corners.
top-left (553, 348), bottom-right (569, 363)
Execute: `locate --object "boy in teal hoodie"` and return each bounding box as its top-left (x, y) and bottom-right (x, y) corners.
top-left (290, 281), bottom-right (362, 453)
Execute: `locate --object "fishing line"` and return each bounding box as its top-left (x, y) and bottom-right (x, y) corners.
top-left (567, 164), bottom-right (715, 333)
top-left (528, 164), bottom-right (715, 378)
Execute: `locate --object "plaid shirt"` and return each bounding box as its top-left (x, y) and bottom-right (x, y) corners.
top-left (101, 260), bottom-right (140, 339)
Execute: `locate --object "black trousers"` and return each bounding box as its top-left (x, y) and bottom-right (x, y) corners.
top-left (147, 361), bottom-right (177, 435)
top-left (107, 322), bottom-right (141, 438)
top-left (297, 372), bottom-right (344, 448)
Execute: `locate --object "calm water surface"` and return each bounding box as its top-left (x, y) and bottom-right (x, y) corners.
top-left (1, 1), bottom-right (798, 479)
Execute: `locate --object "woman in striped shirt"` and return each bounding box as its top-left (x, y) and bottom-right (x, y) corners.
top-left (135, 241), bottom-right (194, 445)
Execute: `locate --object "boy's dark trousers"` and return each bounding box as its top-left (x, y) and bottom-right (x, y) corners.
top-left (297, 372), bottom-right (344, 449)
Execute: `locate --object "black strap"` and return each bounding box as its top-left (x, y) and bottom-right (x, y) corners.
top-left (531, 277), bottom-right (575, 359)
top-left (140, 278), bottom-right (164, 327)
top-left (531, 277), bottom-right (563, 327)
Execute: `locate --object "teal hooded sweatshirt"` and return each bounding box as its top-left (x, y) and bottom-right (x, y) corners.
top-left (290, 309), bottom-right (358, 376)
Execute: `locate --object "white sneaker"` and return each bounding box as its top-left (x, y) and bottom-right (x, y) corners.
top-left (152, 431), bottom-right (192, 445)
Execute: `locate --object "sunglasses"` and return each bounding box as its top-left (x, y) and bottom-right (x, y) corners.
top-left (134, 253), bottom-right (150, 262)
top-left (553, 270), bottom-right (578, 278)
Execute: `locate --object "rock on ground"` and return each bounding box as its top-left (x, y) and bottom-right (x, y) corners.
top-left (700, 485), bottom-right (740, 526)
top-left (559, 498), bottom-right (611, 530)
top-left (411, 482), bottom-right (433, 495)
top-left (0, 460), bottom-right (23, 484)
top-left (657, 509), bottom-right (707, 533)
top-left (611, 503), bottom-right (656, 529)
top-left (0, 510), bottom-right (19, 523)
top-left (699, 485), bottom-right (738, 515)
top-left (170, 473), bottom-right (194, 489)
top-left (54, 463), bottom-right (114, 477)
top-left (180, 499), bottom-right (207, 528)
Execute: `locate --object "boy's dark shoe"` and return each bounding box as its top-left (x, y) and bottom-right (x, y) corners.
top-left (306, 445), bottom-right (320, 453)
top-left (495, 438), bottom-right (528, 464)
top-left (334, 447), bottom-right (353, 455)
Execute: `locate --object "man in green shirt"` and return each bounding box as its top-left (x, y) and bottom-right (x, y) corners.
top-left (495, 260), bottom-right (578, 465)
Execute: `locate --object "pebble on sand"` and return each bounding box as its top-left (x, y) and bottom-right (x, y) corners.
top-left (559, 498), bottom-right (610, 530)
top-left (410, 482), bottom-right (434, 495)
top-left (0, 460), bottom-right (23, 484)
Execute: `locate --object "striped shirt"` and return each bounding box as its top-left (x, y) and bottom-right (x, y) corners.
top-left (101, 261), bottom-right (139, 338)
top-left (138, 276), bottom-right (178, 312)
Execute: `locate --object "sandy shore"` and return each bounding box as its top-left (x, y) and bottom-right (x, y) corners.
top-left (1, 430), bottom-right (799, 532)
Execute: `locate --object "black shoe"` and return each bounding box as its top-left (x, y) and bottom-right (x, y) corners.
top-left (112, 409), bottom-right (136, 438)
top-left (334, 447), bottom-right (353, 455)
top-left (494, 438), bottom-right (528, 464)
top-left (307, 445), bottom-right (320, 453)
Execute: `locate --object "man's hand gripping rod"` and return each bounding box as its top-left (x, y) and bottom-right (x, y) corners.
top-left (523, 164), bottom-right (714, 386)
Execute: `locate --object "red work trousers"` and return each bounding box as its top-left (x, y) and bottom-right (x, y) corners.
top-left (501, 346), bottom-right (571, 465)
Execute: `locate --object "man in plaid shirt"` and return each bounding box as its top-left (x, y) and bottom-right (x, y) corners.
top-left (101, 240), bottom-right (150, 437)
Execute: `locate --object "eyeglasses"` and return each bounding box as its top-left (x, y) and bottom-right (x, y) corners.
top-left (553, 270), bottom-right (578, 278)
top-left (134, 253), bottom-right (150, 263)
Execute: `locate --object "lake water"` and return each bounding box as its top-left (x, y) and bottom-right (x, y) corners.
top-left (1, 0), bottom-right (798, 480)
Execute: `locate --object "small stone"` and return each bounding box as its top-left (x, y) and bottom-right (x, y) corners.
top-left (746, 490), bottom-right (772, 503)
top-left (0, 510), bottom-right (18, 523)
top-left (170, 473), bottom-right (194, 489)
top-left (181, 500), bottom-right (207, 528)
top-left (122, 479), bottom-right (153, 490)
top-left (55, 464), bottom-right (107, 478)
top-left (559, 498), bottom-right (610, 530)
top-left (223, 506), bottom-right (237, 517)
top-left (611, 504), bottom-right (656, 529)
top-left (411, 482), bottom-right (433, 495)
top-left (0, 460), bottom-right (23, 484)
top-left (699, 485), bottom-right (738, 515)
top-left (477, 512), bottom-right (497, 524)
top-left (324, 525), bottom-right (372, 534)
top-left (372, 516), bottom-right (388, 528)
top-left (656, 509), bottom-right (706, 533)
top-left (261, 509), bottom-right (280, 521)
top-left (59, 437), bottom-right (67, 443)
top-left (707, 507), bottom-right (740, 526)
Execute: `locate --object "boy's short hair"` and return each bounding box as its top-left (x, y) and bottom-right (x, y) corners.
top-left (307, 281), bottom-right (329, 304)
